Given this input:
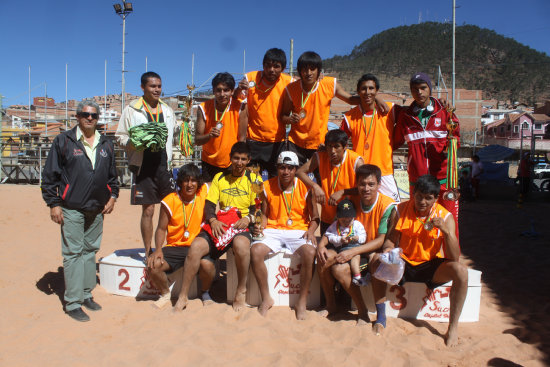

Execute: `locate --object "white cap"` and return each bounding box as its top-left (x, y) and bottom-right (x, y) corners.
top-left (277, 151), bottom-right (299, 166)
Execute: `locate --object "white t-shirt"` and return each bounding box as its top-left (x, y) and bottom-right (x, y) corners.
top-left (325, 219), bottom-right (367, 248)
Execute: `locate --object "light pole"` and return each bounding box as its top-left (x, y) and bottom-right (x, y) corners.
top-left (113, 1), bottom-right (133, 115)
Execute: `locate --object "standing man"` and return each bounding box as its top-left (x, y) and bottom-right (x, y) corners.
top-left (393, 72), bottom-right (460, 232)
top-left (341, 74), bottom-right (400, 202)
top-left (237, 48), bottom-right (292, 178)
top-left (297, 129), bottom-right (364, 234)
top-left (317, 164), bottom-right (395, 325)
top-left (251, 151), bottom-right (319, 320)
top-left (369, 174), bottom-right (467, 346)
top-left (195, 72), bottom-right (246, 182)
top-left (470, 155), bottom-right (484, 199)
top-left (116, 72), bottom-right (176, 257)
top-left (42, 100), bottom-right (119, 322)
top-left (280, 51), bottom-right (388, 165)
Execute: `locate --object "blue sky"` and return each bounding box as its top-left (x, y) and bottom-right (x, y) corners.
top-left (1, 0), bottom-right (549, 106)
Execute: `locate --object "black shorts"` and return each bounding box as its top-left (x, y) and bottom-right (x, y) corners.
top-left (162, 246), bottom-right (189, 274)
top-left (197, 230), bottom-right (252, 263)
top-left (400, 258), bottom-right (448, 289)
top-left (320, 221), bottom-right (331, 236)
top-left (131, 150), bottom-right (175, 205)
top-left (247, 139), bottom-right (284, 179)
top-left (285, 141), bottom-right (317, 166)
top-left (201, 160), bottom-right (227, 183)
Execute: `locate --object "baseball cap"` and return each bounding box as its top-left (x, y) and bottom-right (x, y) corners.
top-left (277, 151), bottom-right (299, 166)
top-left (410, 72), bottom-right (432, 91)
top-left (337, 199), bottom-right (356, 218)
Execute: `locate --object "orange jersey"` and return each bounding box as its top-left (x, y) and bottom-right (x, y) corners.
top-left (395, 200), bottom-right (451, 265)
top-left (161, 184), bottom-right (209, 247)
top-left (245, 71), bottom-right (291, 142)
top-left (286, 76), bottom-right (336, 149)
top-left (353, 192), bottom-right (395, 242)
top-left (264, 177), bottom-right (309, 230)
top-left (318, 149), bottom-right (362, 223)
top-left (341, 102), bottom-right (395, 176)
top-left (200, 98), bottom-right (242, 168)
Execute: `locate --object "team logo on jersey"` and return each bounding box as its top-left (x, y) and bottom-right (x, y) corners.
top-left (100, 149), bottom-right (108, 158)
top-left (434, 118), bottom-right (442, 127)
top-left (73, 148), bottom-right (84, 156)
top-left (221, 187), bottom-right (248, 197)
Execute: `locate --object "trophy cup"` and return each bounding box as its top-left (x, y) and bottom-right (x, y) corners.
top-left (443, 106), bottom-right (460, 201)
top-left (179, 84), bottom-right (196, 157)
top-left (249, 164), bottom-right (265, 241)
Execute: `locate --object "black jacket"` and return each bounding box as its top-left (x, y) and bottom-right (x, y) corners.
top-left (41, 127), bottom-right (119, 211)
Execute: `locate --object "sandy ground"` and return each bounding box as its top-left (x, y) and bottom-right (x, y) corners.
top-left (0, 184), bottom-right (548, 367)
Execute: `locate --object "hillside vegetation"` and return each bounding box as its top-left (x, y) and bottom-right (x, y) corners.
top-left (324, 22), bottom-right (550, 104)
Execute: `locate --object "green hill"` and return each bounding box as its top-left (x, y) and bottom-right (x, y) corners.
top-left (324, 22), bottom-right (550, 104)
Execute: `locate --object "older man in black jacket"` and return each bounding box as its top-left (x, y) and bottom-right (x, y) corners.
top-left (42, 100), bottom-right (119, 322)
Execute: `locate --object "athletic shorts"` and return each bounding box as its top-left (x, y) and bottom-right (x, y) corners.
top-left (379, 174), bottom-right (400, 202)
top-left (400, 257), bottom-right (447, 289)
top-left (197, 230), bottom-right (252, 263)
top-left (201, 160), bottom-right (227, 183)
top-left (162, 246), bottom-right (189, 274)
top-left (131, 150), bottom-right (175, 205)
top-left (247, 139), bottom-right (284, 179)
top-left (251, 228), bottom-right (314, 254)
top-left (320, 221), bottom-right (331, 236)
top-left (285, 141), bottom-right (317, 166)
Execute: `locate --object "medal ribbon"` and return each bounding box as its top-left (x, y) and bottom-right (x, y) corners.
top-left (181, 194), bottom-right (197, 231)
top-left (255, 73), bottom-right (275, 93)
top-left (416, 205), bottom-right (435, 230)
top-left (361, 105), bottom-right (376, 144)
top-left (300, 81), bottom-right (318, 109)
top-left (215, 98), bottom-right (231, 123)
top-left (337, 223), bottom-right (354, 238)
top-left (142, 98), bottom-right (162, 123)
top-left (330, 161), bottom-right (343, 192)
top-left (281, 180), bottom-right (296, 220)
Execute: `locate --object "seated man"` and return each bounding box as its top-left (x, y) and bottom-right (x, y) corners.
top-left (370, 174), bottom-right (468, 347)
top-left (175, 142), bottom-right (261, 312)
top-left (317, 164), bottom-right (396, 325)
top-left (297, 129), bottom-right (364, 234)
top-left (147, 164), bottom-right (212, 308)
top-left (250, 151), bottom-right (319, 320)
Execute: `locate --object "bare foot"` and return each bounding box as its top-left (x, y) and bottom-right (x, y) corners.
top-left (318, 305), bottom-right (338, 318)
top-left (232, 291), bottom-right (246, 312)
top-left (153, 293), bottom-right (171, 309)
top-left (356, 312), bottom-right (369, 326)
top-left (445, 327), bottom-right (459, 347)
top-left (258, 297), bottom-right (274, 317)
top-left (295, 300), bottom-right (307, 320)
top-left (173, 297), bottom-right (188, 312)
top-left (373, 322), bottom-right (385, 336)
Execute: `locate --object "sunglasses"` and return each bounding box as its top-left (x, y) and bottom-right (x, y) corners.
top-left (78, 112), bottom-right (99, 119)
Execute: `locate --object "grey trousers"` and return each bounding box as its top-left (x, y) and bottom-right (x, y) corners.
top-left (61, 208), bottom-right (103, 311)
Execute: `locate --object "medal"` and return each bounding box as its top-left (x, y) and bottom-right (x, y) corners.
top-left (443, 189), bottom-right (459, 201)
top-left (299, 109), bottom-right (307, 119)
top-left (362, 105), bottom-right (376, 152)
top-left (364, 142), bottom-right (370, 150)
top-left (181, 194), bottom-right (196, 241)
top-left (183, 231), bottom-right (190, 239)
top-left (216, 122), bottom-right (223, 130)
top-left (214, 98), bottom-right (230, 130)
top-left (248, 81), bottom-right (256, 88)
top-left (287, 218), bottom-right (293, 226)
top-left (281, 179), bottom-right (296, 227)
top-left (423, 221), bottom-right (434, 231)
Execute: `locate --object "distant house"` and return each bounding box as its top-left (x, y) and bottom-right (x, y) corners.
top-left (484, 112), bottom-right (550, 150)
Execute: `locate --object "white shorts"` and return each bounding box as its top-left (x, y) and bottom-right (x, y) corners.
top-left (379, 174), bottom-right (400, 202)
top-left (251, 228), bottom-right (315, 254)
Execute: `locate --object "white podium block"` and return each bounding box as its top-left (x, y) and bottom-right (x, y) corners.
top-left (359, 268), bottom-right (481, 322)
top-left (99, 248), bottom-right (198, 300)
top-left (226, 249), bottom-right (321, 308)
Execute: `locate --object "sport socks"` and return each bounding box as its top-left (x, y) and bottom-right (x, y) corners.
top-left (375, 303), bottom-right (386, 327)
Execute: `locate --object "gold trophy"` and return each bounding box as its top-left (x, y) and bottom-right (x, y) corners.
top-left (249, 163), bottom-right (265, 241)
top-left (443, 106), bottom-right (460, 201)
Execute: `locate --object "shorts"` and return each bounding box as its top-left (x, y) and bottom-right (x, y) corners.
top-left (247, 139), bottom-right (284, 179)
top-left (400, 257), bottom-right (447, 289)
top-left (285, 141), bottom-right (317, 166)
top-left (251, 228), bottom-right (314, 254)
top-left (162, 246), bottom-right (189, 274)
top-left (326, 242), bottom-right (361, 254)
top-left (320, 221), bottom-right (331, 236)
top-left (379, 174), bottom-right (400, 202)
top-left (131, 150), bottom-right (175, 205)
top-left (197, 230), bottom-right (252, 263)
top-left (201, 160), bottom-right (227, 183)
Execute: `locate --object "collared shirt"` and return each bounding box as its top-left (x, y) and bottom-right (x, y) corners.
top-left (76, 127), bottom-right (101, 169)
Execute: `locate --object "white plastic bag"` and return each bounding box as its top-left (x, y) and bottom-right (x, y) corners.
top-left (373, 248), bottom-right (405, 285)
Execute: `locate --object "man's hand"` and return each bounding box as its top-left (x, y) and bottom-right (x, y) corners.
top-left (238, 78), bottom-right (249, 92)
top-left (252, 223), bottom-right (263, 237)
top-left (432, 215), bottom-right (451, 235)
top-left (335, 249), bottom-right (354, 264)
top-left (102, 197), bottom-right (116, 214)
top-left (233, 217), bottom-right (251, 230)
top-left (313, 185), bottom-right (326, 205)
top-left (50, 206), bottom-right (63, 225)
top-left (316, 246), bottom-right (329, 266)
top-left (210, 219), bottom-right (228, 239)
top-left (303, 229), bottom-right (317, 247)
top-left (209, 126), bottom-right (221, 139)
top-left (288, 112), bottom-right (301, 124)
top-left (328, 190), bottom-right (344, 206)
top-left (147, 248), bottom-right (164, 270)
top-left (375, 96), bottom-right (389, 115)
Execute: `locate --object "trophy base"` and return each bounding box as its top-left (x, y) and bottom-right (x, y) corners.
top-left (251, 234), bottom-right (265, 242)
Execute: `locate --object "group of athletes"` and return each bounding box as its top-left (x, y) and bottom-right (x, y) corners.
top-left (113, 48), bottom-right (468, 347)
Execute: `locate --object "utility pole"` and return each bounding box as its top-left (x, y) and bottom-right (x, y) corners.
top-left (289, 39), bottom-right (294, 78)
top-left (113, 2), bottom-right (133, 115)
top-left (65, 63), bottom-right (68, 130)
top-left (452, 0), bottom-right (456, 106)
top-left (0, 93), bottom-right (4, 182)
